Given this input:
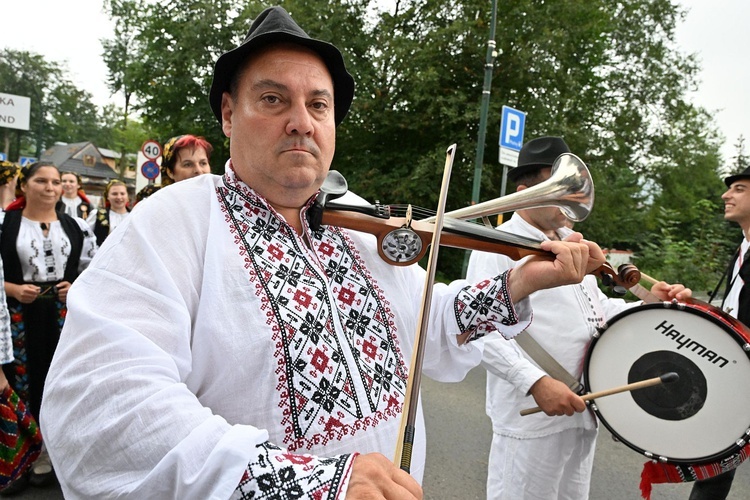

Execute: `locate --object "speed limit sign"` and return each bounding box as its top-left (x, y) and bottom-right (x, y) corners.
top-left (141, 140), bottom-right (162, 160)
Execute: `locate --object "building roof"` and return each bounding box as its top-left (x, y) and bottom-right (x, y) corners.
top-left (98, 147), bottom-right (122, 160)
top-left (40, 142), bottom-right (119, 181)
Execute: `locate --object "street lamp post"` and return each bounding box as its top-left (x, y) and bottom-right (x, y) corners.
top-left (463, 0), bottom-right (499, 276)
top-left (471, 0), bottom-right (499, 205)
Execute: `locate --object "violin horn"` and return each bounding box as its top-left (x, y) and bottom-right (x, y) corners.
top-left (435, 153), bottom-right (595, 223)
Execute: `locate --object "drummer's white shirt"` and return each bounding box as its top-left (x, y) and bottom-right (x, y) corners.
top-left (468, 213), bottom-right (638, 439)
top-left (723, 236), bottom-right (750, 319)
top-left (40, 171), bottom-right (532, 499)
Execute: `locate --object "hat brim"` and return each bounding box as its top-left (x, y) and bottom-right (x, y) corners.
top-left (507, 163), bottom-right (549, 183)
top-left (725, 173), bottom-right (750, 187)
top-left (209, 32), bottom-right (354, 126)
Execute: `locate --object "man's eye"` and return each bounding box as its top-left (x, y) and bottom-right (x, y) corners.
top-left (263, 95), bottom-right (280, 104)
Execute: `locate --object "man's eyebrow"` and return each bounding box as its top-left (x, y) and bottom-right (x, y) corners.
top-left (253, 79), bottom-right (288, 92)
top-left (252, 79), bottom-right (333, 100)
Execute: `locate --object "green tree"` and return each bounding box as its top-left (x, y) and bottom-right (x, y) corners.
top-left (0, 49), bottom-right (109, 160)
top-left (726, 135), bottom-right (749, 177)
top-left (99, 0), bottom-right (726, 282)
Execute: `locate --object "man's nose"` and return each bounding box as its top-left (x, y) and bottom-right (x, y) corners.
top-left (286, 101), bottom-right (314, 136)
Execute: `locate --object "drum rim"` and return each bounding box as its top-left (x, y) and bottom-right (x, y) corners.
top-left (585, 300), bottom-right (750, 464)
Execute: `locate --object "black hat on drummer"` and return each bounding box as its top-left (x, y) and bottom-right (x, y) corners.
top-left (509, 136), bottom-right (571, 184)
top-left (724, 166), bottom-right (750, 188)
top-left (209, 6), bottom-right (355, 127)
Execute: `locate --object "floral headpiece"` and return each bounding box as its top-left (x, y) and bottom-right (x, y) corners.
top-left (0, 160), bottom-right (19, 187)
top-left (160, 135), bottom-right (185, 186)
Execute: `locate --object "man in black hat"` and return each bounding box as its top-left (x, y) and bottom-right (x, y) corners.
top-left (467, 136), bottom-right (691, 500)
top-left (688, 167), bottom-right (750, 499)
top-left (41, 9), bottom-right (603, 499)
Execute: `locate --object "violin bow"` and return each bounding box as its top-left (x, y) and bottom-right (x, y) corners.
top-left (393, 144), bottom-right (456, 472)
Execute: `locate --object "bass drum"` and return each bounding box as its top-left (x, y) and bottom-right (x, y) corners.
top-left (584, 299), bottom-right (750, 464)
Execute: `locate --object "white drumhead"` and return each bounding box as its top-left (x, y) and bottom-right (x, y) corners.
top-left (586, 304), bottom-right (750, 462)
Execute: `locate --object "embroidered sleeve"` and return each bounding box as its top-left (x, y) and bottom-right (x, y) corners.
top-left (230, 442), bottom-right (357, 500)
top-left (454, 269), bottom-right (528, 342)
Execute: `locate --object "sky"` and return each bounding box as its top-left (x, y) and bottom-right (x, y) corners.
top-left (0, 0), bottom-right (747, 163)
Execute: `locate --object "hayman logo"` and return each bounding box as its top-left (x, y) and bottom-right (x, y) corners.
top-left (655, 320), bottom-right (729, 367)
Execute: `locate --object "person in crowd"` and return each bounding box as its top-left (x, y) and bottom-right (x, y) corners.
top-left (40, 7), bottom-right (603, 499)
top-left (467, 136), bottom-right (691, 500)
top-left (688, 167), bottom-right (750, 499)
top-left (0, 161), bottom-right (20, 210)
top-left (0, 162), bottom-right (97, 491)
top-left (160, 134), bottom-right (213, 186)
top-left (93, 179), bottom-right (131, 246)
top-left (56, 171), bottom-right (95, 226)
top-left (135, 183), bottom-right (161, 205)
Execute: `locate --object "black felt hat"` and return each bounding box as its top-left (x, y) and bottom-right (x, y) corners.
top-left (508, 136), bottom-right (571, 183)
top-left (209, 6), bottom-right (354, 126)
top-left (724, 166), bottom-right (750, 187)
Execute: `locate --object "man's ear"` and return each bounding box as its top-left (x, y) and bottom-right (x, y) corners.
top-left (516, 184), bottom-right (528, 193)
top-left (221, 92), bottom-right (234, 137)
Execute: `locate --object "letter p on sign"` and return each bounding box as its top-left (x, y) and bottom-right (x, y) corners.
top-left (499, 106), bottom-right (526, 152)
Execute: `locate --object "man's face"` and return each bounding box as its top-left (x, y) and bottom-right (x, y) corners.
top-left (220, 44), bottom-right (336, 209)
top-left (517, 167), bottom-right (569, 232)
top-left (722, 179), bottom-right (750, 229)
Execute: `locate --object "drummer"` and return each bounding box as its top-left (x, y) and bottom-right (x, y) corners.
top-left (690, 166), bottom-right (750, 499)
top-left (466, 136), bottom-right (692, 500)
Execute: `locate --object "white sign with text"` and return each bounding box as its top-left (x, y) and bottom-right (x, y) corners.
top-left (0, 92), bottom-right (31, 131)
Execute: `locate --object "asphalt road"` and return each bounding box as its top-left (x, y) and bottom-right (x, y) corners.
top-left (9, 366), bottom-right (749, 499)
top-left (421, 366), bottom-right (750, 499)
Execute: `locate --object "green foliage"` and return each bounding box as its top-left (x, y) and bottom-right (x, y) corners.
top-left (635, 201), bottom-right (738, 296)
top-left (2, 1), bottom-right (734, 291)
top-left (0, 48), bottom-right (135, 163)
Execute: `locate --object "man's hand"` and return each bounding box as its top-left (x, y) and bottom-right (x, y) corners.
top-left (528, 376), bottom-right (586, 417)
top-left (650, 281), bottom-right (692, 302)
top-left (346, 453), bottom-right (422, 499)
top-left (507, 233), bottom-right (605, 301)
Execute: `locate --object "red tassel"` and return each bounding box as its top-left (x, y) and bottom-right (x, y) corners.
top-left (639, 462), bottom-right (658, 500)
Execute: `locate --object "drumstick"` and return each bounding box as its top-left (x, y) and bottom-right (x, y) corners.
top-left (520, 372), bottom-right (679, 416)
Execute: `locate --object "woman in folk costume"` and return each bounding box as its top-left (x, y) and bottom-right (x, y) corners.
top-left (159, 134), bottom-right (213, 186)
top-left (0, 161), bottom-right (20, 210)
top-left (93, 179), bottom-right (131, 246)
top-left (0, 162), bottom-right (96, 491)
top-left (55, 171), bottom-right (94, 226)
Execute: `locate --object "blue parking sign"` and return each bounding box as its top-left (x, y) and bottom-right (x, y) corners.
top-left (499, 106), bottom-right (526, 151)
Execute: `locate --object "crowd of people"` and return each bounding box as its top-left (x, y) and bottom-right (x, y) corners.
top-left (0, 134), bottom-right (213, 495)
top-left (0, 5), bottom-right (746, 500)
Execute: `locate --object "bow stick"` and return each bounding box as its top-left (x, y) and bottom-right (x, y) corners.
top-left (393, 144), bottom-right (456, 473)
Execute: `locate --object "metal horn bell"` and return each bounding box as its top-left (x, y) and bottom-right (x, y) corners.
top-left (441, 153), bottom-right (594, 223)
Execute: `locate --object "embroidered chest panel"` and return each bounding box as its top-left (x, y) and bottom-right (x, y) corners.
top-left (218, 183), bottom-right (408, 451)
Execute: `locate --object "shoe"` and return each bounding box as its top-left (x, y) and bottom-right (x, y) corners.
top-left (28, 449), bottom-right (54, 487)
top-left (0, 472), bottom-right (30, 496)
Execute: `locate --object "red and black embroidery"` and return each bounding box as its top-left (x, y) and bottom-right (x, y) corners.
top-left (231, 441), bottom-right (354, 500)
top-left (454, 270), bottom-right (516, 341)
top-left (218, 178), bottom-right (408, 452)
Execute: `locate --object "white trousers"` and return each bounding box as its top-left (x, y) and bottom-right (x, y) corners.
top-left (486, 428), bottom-right (598, 500)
